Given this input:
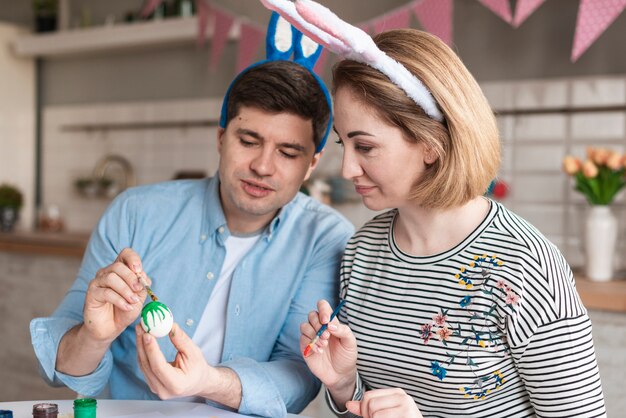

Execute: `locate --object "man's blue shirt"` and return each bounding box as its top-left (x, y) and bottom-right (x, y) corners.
top-left (31, 176), bottom-right (353, 417)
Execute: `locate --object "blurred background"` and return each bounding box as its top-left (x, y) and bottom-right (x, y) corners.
top-left (1, 1), bottom-right (626, 416)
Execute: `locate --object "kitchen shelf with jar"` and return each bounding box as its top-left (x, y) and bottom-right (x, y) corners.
top-left (12, 15), bottom-right (240, 58)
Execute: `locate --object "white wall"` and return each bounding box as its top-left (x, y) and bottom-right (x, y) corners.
top-left (0, 23), bottom-right (35, 229)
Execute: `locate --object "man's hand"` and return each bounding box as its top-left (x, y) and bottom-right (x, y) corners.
top-left (346, 388), bottom-right (423, 418)
top-left (56, 248), bottom-right (150, 377)
top-left (136, 323), bottom-right (243, 409)
top-left (83, 248), bottom-right (150, 343)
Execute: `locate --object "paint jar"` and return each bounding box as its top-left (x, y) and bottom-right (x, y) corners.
top-left (73, 398), bottom-right (97, 418)
top-left (32, 403), bottom-right (58, 418)
top-left (0, 410), bottom-right (13, 418)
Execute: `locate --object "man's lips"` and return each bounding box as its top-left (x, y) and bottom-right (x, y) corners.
top-left (241, 179), bottom-right (274, 197)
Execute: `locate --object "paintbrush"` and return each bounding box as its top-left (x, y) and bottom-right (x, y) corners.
top-left (137, 271), bottom-right (158, 302)
top-left (303, 299), bottom-right (346, 358)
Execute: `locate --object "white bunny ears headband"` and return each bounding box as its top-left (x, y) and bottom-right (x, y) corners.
top-left (220, 11), bottom-right (333, 152)
top-left (260, 0), bottom-right (444, 122)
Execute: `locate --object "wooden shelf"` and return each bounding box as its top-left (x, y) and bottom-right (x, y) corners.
top-left (0, 230), bottom-right (89, 258)
top-left (12, 16), bottom-right (240, 58)
top-left (575, 273), bottom-right (626, 313)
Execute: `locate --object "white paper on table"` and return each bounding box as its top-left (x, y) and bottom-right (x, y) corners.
top-left (113, 404), bottom-right (252, 418)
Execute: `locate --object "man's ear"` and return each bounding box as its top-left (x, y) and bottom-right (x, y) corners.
top-left (217, 127), bottom-right (225, 153)
top-left (303, 150), bottom-right (323, 182)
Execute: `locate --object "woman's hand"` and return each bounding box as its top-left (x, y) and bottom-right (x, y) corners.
top-left (300, 299), bottom-right (359, 405)
top-left (347, 388), bottom-right (423, 418)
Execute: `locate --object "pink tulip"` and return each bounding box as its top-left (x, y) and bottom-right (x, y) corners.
top-left (582, 160), bottom-right (599, 178)
top-left (586, 147), bottom-right (595, 161)
top-left (562, 156), bottom-right (581, 175)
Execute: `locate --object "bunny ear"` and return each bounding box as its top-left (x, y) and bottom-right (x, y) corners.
top-left (293, 31), bottom-right (322, 69)
top-left (260, 0), bottom-right (349, 55)
top-left (266, 12), bottom-right (296, 61)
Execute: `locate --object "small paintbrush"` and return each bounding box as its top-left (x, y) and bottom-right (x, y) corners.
top-left (137, 272), bottom-right (158, 302)
top-left (303, 299), bottom-right (346, 358)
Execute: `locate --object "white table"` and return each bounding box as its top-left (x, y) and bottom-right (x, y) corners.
top-left (0, 399), bottom-right (307, 418)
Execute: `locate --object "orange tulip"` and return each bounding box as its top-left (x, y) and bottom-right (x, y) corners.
top-left (606, 152), bottom-right (623, 170)
top-left (593, 148), bottom-right (610, 165)
top-left (562, 156), bottom-right (581, 175)
top-left (582, 160), bottom-right (599, 178)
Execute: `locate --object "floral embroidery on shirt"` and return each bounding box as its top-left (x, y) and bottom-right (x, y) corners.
top-left (420, 254), bottom-right (520, 400)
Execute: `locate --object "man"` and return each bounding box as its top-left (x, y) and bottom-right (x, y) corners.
top-left (31, 59), bottom-right (353, 417)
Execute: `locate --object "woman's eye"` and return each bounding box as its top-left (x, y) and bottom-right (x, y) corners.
top-left (356, 145), bottom-right (373, 153)
top-left (334, 139), bottom-right (344, 146)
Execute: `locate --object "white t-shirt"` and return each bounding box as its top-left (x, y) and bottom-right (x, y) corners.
top-left (192, 232), bottom-right (262, 366)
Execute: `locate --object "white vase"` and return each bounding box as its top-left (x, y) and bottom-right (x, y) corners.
top-left (585, 205), bottom-right (617, 281)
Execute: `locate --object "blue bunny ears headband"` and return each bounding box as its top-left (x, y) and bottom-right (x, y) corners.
top-left (219, 12), bottom-right (333, 153)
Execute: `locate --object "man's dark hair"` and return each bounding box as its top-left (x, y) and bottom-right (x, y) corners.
top-left (225, 60), bottom-right (330, 151)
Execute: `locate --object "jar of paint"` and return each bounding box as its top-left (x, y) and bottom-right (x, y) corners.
top-left (73, 398), bottom-right (97, 418)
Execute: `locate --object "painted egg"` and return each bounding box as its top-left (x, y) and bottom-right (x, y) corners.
top-left (140, 301), bottom-right (174, 338)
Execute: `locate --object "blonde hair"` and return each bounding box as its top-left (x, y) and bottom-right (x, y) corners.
top-left (332, 29), bottom-right (500, 209)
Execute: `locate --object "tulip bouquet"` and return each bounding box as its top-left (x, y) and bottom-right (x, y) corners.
top-left (562, 147), bottom-right (626, 205)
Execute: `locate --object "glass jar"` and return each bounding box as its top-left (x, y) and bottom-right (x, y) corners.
top-left (32, 403), bottom-right (58, 418)
top-left (73, 398), bottom-right (97, 418)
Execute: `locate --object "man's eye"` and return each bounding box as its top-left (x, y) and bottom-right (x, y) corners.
top-left (240, 138), bottom-right (256, 146)
top-left (280, 151), bottom-right (297, 159)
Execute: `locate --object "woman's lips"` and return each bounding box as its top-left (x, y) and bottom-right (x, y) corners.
top-left (355, 185), bottom-right (376, 195)
top-left (242, 180), bottom-right (273, 197)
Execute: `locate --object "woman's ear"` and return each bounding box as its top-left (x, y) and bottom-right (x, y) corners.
top-left (424, 148), bottom-right (437, 165)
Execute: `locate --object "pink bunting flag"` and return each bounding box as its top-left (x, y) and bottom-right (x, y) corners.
top-left (372, 7), bottom-right (411, 34)
top-left (571, 0), bottom-right (626, 62)
top-left (412, 0), bottom-right (453, 45)
top-left (478, 0), bottom-right (513, 23)
top-left (236, 22), bottom-right (264, 74)
top-left (357, 22), bottom-right (372, 34)
top-left (141, 0), bottom-right (164, 18)
top-left (513, 0), bottom-right (546, 27)
top-left (209, 6), bottom-right (235, 70)
top-left (195, 0), bottom-right (210, 46)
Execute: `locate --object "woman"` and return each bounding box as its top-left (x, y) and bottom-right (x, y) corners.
top-left (297, 25), bottom-right (606, 418)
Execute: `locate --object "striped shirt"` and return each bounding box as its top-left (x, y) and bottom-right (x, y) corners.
top-left (337, 200), bottom-right (606, 417)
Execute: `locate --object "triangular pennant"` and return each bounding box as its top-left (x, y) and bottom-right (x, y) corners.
top-left (413, 0), bottom-right (453, 45)
top-left (513, 0), bottom-right (546, 27)
top-left (195, 0), bottom-right (210, 46)
top-left (141, 0), bottom-right (164, 18)
top-left (478, 0), bottom-right (513, 23)
top-left (209, 6), bottom-right (235, 70)
top-left (571, 0), bottom-right (626, 62)
top-left (373, 7), bottom-right (411, 34)
top-left (357, 22), bottom-right (372, 34)
top-left (236, 22), bottom-right (264, 73)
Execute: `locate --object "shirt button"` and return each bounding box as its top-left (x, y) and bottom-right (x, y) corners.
top-left (235, 304), bottom-right (240, 316)
top-left (228, 354), bottom-right (233, 361)
top-left (200, 234), bottom-right (207, 241)
top-left (186, 319), bottom-right (194, 327)
top-left (206, 272), bottom-right (214, 280)
top-left (218, 227), bottom-right (225, 234)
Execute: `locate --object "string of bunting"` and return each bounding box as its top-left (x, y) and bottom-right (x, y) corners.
top-left (142, 0), bottom-right (626, 75)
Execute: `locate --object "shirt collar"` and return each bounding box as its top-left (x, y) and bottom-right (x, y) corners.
top-left (200, 174), bottom-right (287, 243)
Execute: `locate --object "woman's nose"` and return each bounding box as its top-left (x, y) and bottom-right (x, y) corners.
top-left (341, 148), bottom-right (363, 180)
